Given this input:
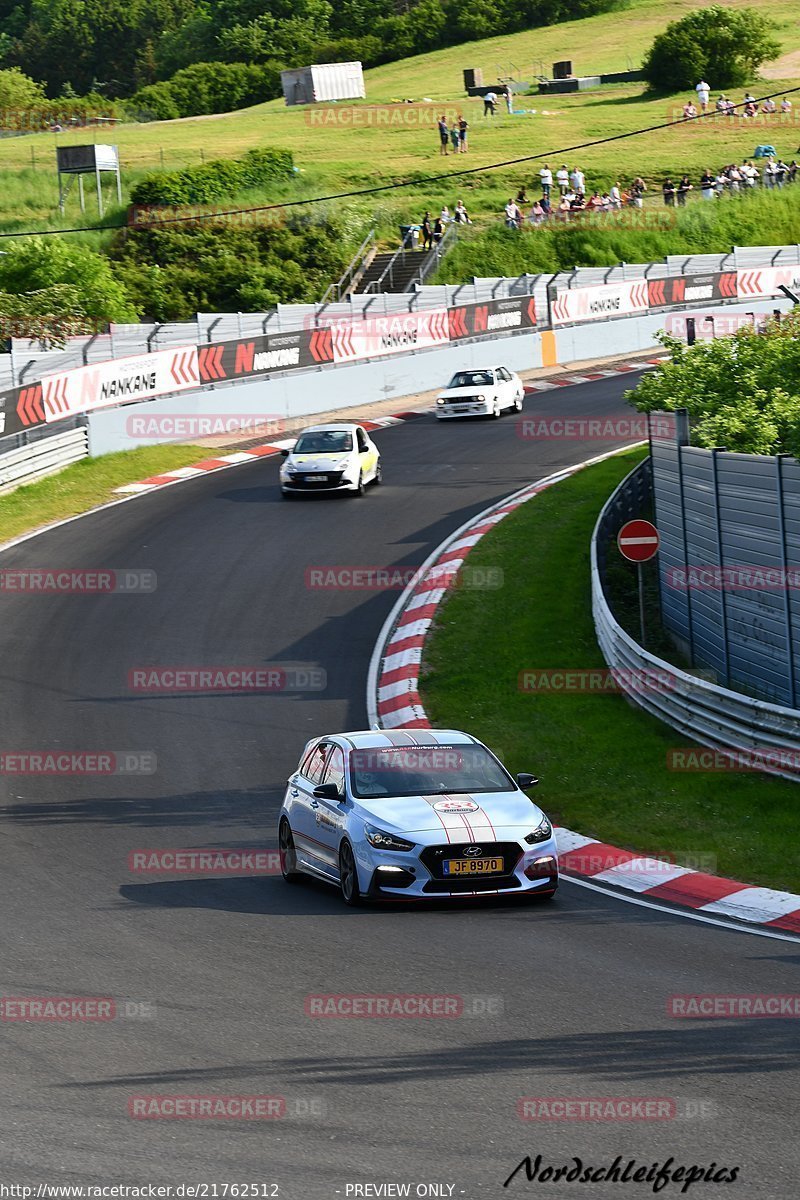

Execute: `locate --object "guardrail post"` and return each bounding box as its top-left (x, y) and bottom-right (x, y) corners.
top-left (710, 447), bottom-right (731, 688)
top-left (206, 317), bottom-right (222, 344)
top-left (146, 324), bottom-right (162, 353)
top-left (776, 454), bottom-right (797, 707)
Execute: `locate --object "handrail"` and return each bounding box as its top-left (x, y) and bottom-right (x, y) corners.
top-left (362, 222), bottom-right (459, 295)
top-left (362, 226), bottom-right (418, 295)
top-left (320, 227), bottom-right (376, 304)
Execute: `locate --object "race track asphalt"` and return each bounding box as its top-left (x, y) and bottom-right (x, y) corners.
top-left (0, 374), bottom-right (797, 1199)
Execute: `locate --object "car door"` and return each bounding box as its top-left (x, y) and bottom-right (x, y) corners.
top-left (309, 744), bottom-right (348, 871)
top-left (289, 741), bottom-right (333, 872)
top-left (496, 367), bottom-right (514, 409)
top-left (356, 425), bottom-right (377, 482)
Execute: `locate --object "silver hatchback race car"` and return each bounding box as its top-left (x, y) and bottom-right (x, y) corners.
top-left (278, 728), bottom-right (558, 905)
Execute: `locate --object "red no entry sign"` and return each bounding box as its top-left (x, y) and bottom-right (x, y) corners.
top-left (617, 519), bottom-right (660, 563)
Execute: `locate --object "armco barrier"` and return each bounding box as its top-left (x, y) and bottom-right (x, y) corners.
top-left (0, 425), bottom-right (88, 494)
top-left (592, 460), bottom-right (800, 782)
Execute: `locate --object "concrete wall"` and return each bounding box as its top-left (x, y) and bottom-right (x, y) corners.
top-left (87, 331), bottom-right (544, 456)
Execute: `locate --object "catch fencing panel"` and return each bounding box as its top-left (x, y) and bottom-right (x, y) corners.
top-left (651, 423), bottom-right (800, 708)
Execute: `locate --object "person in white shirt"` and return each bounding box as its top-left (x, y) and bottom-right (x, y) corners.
top-left (695, 80), bottom-right (710, 111)
top-left (504, 198), bottom-right (521, 227)
top-left (539, 164), bottom-right (553, 197)
top-left (453, 200), bottom-right (470, 224)
top-left (483, 91), bottom-right (497, 117)
top-left (781, 96), bottom-right (792, 114)
top-left (556, 165), bottom-right (569, 195)
top-left (609, 183), bottom-right (622, 208)
top-left (440, 206), bottom-right (450, 222)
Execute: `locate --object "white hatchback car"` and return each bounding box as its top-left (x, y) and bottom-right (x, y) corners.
top-left (278, 728), bottom-right (558, 905)
top-left (280, 423), bottom-right (381, 497)
top-left (435, 367), bottom-right (524, 419)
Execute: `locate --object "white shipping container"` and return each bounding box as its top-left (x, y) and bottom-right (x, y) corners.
top-left (281, 62), bottom-right (365, 106)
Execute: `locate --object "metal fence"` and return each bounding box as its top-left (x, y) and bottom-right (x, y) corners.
top-left (593, 459), bottom-right (800, 781)
top-left (0, 424), bottom-right (88, 494)
top-left (651, 426), bottom-right (800, 709)
top-left (3, 242), bottom-right (797, 391)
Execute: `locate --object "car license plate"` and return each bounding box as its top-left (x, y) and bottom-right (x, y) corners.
top-left (455, 406), bottom-right (471, 413)
top-left (442, 857), bottom-right (504, 875)
top-left (311, 475), bottom-right (329, 482)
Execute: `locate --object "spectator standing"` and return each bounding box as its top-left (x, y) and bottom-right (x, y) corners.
top-left (763, 158), bottom-right (776, 188)
top-left (700, 168), bottom-right (715, 200)
top-left (569, 166), bottom-right (585, 194)
top-left (483, 91), bottom-right (497, 117)
top-left (630, 176), bottom-right (646, 207)
top-left (504, 197), bottom-right (522, 228)
top-left (504, 85), bottom-right (513, 114)
top-left (539, 164), bottom-right (553, 198)
top-left (432, 216), bottom-right (444, 246)
top-left (437, 115), bottom-right (449, 155)
top-left (556, 165), bottom-right (570, 195)
top-left (741, 160), bottom-right (758, 187)
top-left (420, 211), bottom-right (433, 249)
top-left (458, 115), bottom-right (468, 152)
top-left (696, 80), bottom-right (710, 111)
top-left (775, 159), bottom-right (789, 188)
top-left (609, 182), bottom-right (622, 208)
top-left (677, 174), bottom-right (693, 205)
top-left (663, 178), bottom-right (676, 206)
top-left (449, 123), bottom-right (459, 154)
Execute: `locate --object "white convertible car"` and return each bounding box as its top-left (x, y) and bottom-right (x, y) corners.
top-left (280, 423), bottom-right (381, 497)
top-left (435, 367), bottom-right (525, 419)
top-left (278, 728), bottom-right (558, 905)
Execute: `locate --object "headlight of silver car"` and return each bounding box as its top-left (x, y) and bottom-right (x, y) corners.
top-left (365, 825), bottom-right (415, 851)
top-left (524, 816), bottom-right (552, 844)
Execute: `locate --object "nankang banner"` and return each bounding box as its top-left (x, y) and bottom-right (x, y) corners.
top-left (550, 280), bottom-right (650, 325)
top-left (647, 273), bottom-right (738, 308)
top-left (448, 295), bottom-right (537, 340)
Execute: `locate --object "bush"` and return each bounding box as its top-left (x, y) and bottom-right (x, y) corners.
top-left (109, 215), bottom-right (358, 321)
top-left (130, 148), bottom-right (295, 206)
top-left (627, 315), bottom-right (800, 456)
top-left (0, 239), bottom-right (137, 324)
top-left (128, 61), bottom-right (283, 121)
top-left (643, 7), bottom-right (780, 91)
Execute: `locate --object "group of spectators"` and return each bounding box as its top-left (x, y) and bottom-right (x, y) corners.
top-left (500, 147), bottom-right (800, 228)
top-left (418, 201), bottom-right (472, 249)
top-left (693, 157), bottom-right (799, 199)
top-left (688, 82), bottom-right (792, 118)
top-left (437, 114), bottom-right (469, 155)
top-left (502, 165), bottom-right (648, 227)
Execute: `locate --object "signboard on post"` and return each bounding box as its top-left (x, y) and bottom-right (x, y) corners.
top-left (617, 519), bottom-right (660, 647)
top-left (617, 519), bottom-right (660, 563)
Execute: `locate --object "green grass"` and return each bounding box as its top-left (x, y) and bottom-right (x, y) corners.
top-left (420, 447), bottom-right (799, 893)
top-left (0, 0), bottom-right (797, 239)
top-left (0, 443), bottom-right (212, 544)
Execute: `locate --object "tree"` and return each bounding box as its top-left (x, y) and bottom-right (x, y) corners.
top-left (0, 66), bottom-right (45, 110)
top-left (0, 239), bottom-right (138, 323)
top-left (626, 317), bottom-right (800, 457)
top-left (643, 7), bottom-right (781, 92)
